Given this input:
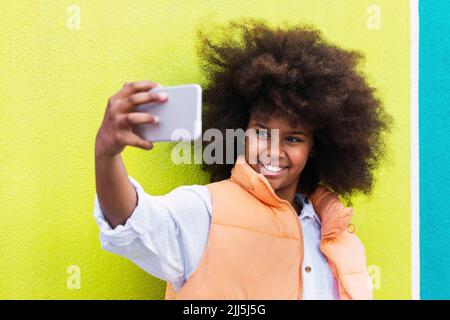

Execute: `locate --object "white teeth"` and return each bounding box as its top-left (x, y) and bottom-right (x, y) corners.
top-left (262, 163), bottom-right (283, 172)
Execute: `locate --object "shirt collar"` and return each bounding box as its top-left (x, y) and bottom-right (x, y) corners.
top-left (295, 193), bottom-right (322, 225)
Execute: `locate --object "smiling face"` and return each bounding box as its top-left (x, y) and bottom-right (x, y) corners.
top-left (245, 114), bottom-right (314, 202)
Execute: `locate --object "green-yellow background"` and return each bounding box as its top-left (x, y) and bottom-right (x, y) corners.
top-left (0, 0), bottom-right (411, 299)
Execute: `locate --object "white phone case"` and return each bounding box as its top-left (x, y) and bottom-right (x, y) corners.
top-left (132, 84), bottom-right (202, 142)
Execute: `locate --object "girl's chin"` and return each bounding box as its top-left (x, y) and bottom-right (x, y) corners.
top-left (267, 180), bottom-right (282, 190)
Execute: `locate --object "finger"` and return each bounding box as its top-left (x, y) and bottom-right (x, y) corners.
top-left (116, 112), bottom-right (158, 129)
top-left (119, 131), bottom-right (154, 150)
top-left (118, 91), bottom-right (168, 113)
top-left (116, 81), bottom-right (162, 99)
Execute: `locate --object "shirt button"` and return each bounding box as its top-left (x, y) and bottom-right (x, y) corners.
top-left (305, 266), bottom-right (312, 273)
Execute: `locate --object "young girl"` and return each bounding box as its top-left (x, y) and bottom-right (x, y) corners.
top-left (94, 19), bottom-right (391, 300)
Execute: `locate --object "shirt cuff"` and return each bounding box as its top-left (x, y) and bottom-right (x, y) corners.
top-left (93, 176), bottom-right (151, 247)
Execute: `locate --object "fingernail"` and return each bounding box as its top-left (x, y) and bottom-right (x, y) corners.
top-left (159, 93), bottom-right (167, 100)
top-left (153, 116), bottom-right (159, 123)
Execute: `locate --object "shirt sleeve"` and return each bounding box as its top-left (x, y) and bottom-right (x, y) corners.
top-left (93, 176), bottom-right (212, 290)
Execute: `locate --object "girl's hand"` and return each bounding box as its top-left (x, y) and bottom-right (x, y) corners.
top-left (95, 81), bottom-right (168, 158)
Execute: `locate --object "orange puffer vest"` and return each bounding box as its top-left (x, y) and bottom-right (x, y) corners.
top-left (164, 155), bottom-right (373, 300)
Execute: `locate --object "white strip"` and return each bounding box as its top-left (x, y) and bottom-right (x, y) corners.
top-left (410, 0), bottom-right (420, 300)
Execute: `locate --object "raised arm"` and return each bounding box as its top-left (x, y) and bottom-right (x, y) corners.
top-left (94, 80), bottom-right (167, 228)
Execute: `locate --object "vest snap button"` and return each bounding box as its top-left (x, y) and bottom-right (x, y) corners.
top-left (305, 266), bottom-right (312, 273)
top-left (347, 223), bottom-right (356, 233)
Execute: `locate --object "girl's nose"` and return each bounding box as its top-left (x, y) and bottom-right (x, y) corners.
top-left (263, 142), bottom-right (286, 164)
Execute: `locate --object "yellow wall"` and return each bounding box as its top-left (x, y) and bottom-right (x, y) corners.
top-left (0, 0), bottom-right (411, 299)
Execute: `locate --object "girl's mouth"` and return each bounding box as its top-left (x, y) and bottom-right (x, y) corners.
top-left (258, 161), bottom-right (289, 178)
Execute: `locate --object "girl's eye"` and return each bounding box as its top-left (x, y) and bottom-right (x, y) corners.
top-left (256, 129), bottom-right (269, 138)
top-left (286, 136), bottom-right (303, 143)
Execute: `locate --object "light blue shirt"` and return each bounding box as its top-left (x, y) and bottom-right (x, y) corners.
top-left (93, 176), bottom-right (339, 300)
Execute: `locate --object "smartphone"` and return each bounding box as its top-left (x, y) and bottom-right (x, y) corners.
top-left (131, 84), bottom-right (202, 142)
